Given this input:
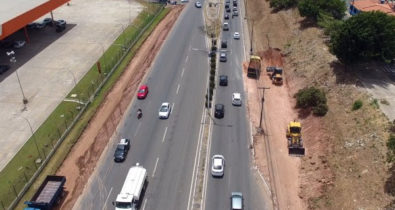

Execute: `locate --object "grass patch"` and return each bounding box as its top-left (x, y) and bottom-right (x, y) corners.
top-left (0, 4), bottom-right (169, 209)
top-left (352, 99), bottom-right (363, 111)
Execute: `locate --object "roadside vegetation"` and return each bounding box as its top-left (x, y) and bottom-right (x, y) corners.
top-left (295, 86), bottom-right (328, 116)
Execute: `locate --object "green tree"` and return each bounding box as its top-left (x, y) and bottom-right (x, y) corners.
top-left (298, 0), bottom-right (320, 19)
top-left (387, 135), bottom-right (395, 162)
top-left (330, 11), bottom-right (395, 64)
top-left (298, 0), bottom-right (345, 20)
top-left (270, 0), bottom-right (298, 10)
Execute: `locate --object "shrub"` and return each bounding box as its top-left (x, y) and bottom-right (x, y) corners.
top-left (387, 135), bottom-right (395, 162)
top-left (295, 87), bottom-right (327, 108)
top-left (270, 0), bottom-right (297, 9)
top-left (209, 75), bottom-right (215, 82)
top-left (210, 68), bottom-right (215, 75)
top-left (210, 56), bottom-right (216, 63)
top-left (352, 100), bottom-right (363, 111)
top-left (313, 103), bottom-right (328, 116)
top-left (210, 62), bottom-right (216, 68)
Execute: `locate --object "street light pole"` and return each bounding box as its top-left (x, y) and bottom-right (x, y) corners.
top-left (20, 116), bottom-right (42, 158)
top-left (7, 51), bottom-right (28, 105)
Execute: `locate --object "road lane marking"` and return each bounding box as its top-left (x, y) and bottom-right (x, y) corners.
top-left (185, 55), bottom-right (189, 63)
top-left (176, 84), bottom-right (180, 95)
top-left (134, 122), bottom-right (142, 137)
top-left (172, 103), bottom-right (175, 114)
top-left (152, 157), bottom-right (159, 177)
top-left (187, 106), bottom-right (206, 210)
top-left (142, 198), bottom-right (148, 210)
top-left (162, 127), bottom-right (168, 143)
top-left (181, 67), bottom-right (186, 77)
top-left (102, 187), bottom-right (113, 210)
top-left (201, 111), bottom-right (213, 210)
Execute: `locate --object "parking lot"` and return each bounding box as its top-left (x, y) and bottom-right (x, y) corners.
top-left (0, 0), bottom-right (143, 170)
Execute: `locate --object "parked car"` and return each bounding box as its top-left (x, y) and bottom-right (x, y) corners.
top-left (225, 3), bottom-right (230, 8)
top-left (42, 18), bottom-right (53, 26)
top-left (220, 52), bottom-right (227, 62)
top-left (231, 192), bottom-right (244, 210)
top-left (219, 75), bottom-right (228, 86)
top-left (195, 1), bottom-right (202, 7)
top-left (232, 92), bottom-right (242, 106)
top-left (234, 32), bottom-right (240, 39)
top-left (159, 102), bottom-right (171, 119)
top-left (55, 20), bottom-right (66, 32)
top-left (215, 104), bottom-right (224, 118)
top-left (13, 40), bottom-right (26, 49)
top-left (233, 0), bottom-right (238, 6)
top-left (211, 155), bottom-right (225, 177)
top-left (233, 6), bottom-right (237, 11)
top-left (35, 23), bottom-right (46, 29)
top-left (0, 65), bottom-right (10, 75)
top-left (137, 85), bottom-right (149, 99)
top-left (114, 138), bottom-right (130, 162)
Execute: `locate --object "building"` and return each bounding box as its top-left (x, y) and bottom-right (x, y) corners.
top-left (349, 0), bottom-right (395, 16)
top-left (0, 0), bottom-right (70, 41)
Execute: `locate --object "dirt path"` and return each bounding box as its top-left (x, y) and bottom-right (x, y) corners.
top-left (56, 6), bottom-right (184, 209)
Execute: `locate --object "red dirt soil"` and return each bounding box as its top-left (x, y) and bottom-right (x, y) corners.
top-left (56, 6), bottom-right (184, 209)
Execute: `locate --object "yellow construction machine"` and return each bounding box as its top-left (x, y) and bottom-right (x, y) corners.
top-left (286, 121), bottom-right (305, 156)
top-left (271, 67), bottom-right (283, 85)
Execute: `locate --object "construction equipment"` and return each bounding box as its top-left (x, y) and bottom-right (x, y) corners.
top-left (286, 121), bottom-right (305, 156)
top-left (247, 56), bottom-right (261, 78)
top-left (24, 176), bottom-right (66, 210)
top-left (271, 67), bottom-right (283, 85)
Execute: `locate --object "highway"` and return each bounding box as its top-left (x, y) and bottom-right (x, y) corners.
top-left (75, 1), bottom-right (270, 210)
top-left (203, 1), bottom-right (271, 209)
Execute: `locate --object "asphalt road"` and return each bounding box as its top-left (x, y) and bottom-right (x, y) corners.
top-left (74, 3), bottom-right (210, 210)
top-left (204, 2), bottom-right (271, 210)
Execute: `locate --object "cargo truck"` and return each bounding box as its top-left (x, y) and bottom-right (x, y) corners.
top-left (24, 175), bottom-right (66, 210)
top-left (114, 163), bottom-right (148, 210)
top-left (247, 56), bottom-right (261, 78)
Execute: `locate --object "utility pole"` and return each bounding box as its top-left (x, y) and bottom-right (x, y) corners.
top-left (258, 87), bottom-right (270, 130)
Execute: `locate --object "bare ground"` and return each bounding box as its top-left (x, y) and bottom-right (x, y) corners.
top-left (55, 6), bottom-right (184, 209)
top-left (247, 0), bottom-right (394, 209)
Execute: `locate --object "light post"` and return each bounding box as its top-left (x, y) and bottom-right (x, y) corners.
top-left (18, 115), bottom-right (42, 158)
top-left (6, 51), bottom-right (28, 105)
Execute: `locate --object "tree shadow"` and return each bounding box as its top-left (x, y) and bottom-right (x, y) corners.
top-left (297, 107), bottom-right (311, 119)
top-left (384, 164), bottom-right (395, 209)
top-left (298, 18), bottom-right (317, 30)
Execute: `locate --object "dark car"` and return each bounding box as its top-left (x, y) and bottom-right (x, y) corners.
top-left (224, 14), bottom-right (229, 20)
top-left (114, 138), bottom-right (130, 162)
top-left (42, 18), bottom-right (53, 26)
top-left (226, 7), bottom-right (231, 12)
top-left (225, 3), bottom-right (230, 8)
top-left (0, 65), bottom-right (10, 75)
top-left (219, 75), bottom-right (228, 86)
top-left (221, 40), bottom-right (227, 48)
top-left (220, 52), bottom-right (227, 62)
top-left (215, 104), bottom-right (225, 118)
top-left (55, 20), bottom-right (66, 32)
top-left (233, 1), bottom-right (237, 6)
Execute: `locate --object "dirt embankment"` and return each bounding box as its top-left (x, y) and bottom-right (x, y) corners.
top-left (247, 0), bottom-right (394, 209)
top-left (56, 6), bottom-right (184, 209)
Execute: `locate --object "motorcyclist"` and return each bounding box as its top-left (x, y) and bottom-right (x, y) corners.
top-left (137, 108), bottom-right (142, 118)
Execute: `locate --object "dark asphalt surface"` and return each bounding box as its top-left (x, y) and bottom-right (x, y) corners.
top-left (204, 1), bottom-right (270, 210)
top-left (75, 1), bottom-right (270, 210)
top-left (75, 3), bottom-right (209, 210)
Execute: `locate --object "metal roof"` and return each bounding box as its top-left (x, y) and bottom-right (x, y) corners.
top-left (0, 0), bottom-right (48, 24)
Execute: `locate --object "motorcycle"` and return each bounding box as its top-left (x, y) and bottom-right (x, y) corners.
top-left (137, 109), bottom-right (142, 119)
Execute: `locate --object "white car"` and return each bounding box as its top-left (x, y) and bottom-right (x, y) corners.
top-left (233, 32), bottom-right (240, 39)
top-left (181, 0), bottom-right (189, 2)
top-left (211, 155), bottom-right (225, 177)
top-left (232, 92), bottom-right (242, 106)
top-left (195, 1), bottom-right (202, 7)
top-left (159, 102), bottom-right (171, 119)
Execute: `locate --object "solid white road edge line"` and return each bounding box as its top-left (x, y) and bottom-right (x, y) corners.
top-left (162, 127), bottom-right (168, 143)
top-left (134, 122), bottom-right (142, 137)
top-left (187, 105), bottom-right (206, 210)
top-left (201, 107), bottom-right (213, 210)
top-left (102, 187), bottom-right (113, 210)
top-left (152, 157), bottom-right (159, 177)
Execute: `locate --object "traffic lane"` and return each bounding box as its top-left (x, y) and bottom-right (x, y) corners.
top-left (145, 34), bottom-right (208, 209)
top-left (78, 3), bottom-right (206, 208)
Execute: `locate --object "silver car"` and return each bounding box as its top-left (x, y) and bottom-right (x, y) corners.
top-left (231, 192), bottom-right (243, 210)
top-left (211, 155), bottom-right (225, 177)
top-left (158, 102), bottom-right (171, 119)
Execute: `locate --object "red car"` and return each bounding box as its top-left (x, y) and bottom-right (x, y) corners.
top-left (137, 85), bottom-right (149, 99)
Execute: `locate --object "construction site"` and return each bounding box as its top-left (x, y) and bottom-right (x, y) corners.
top-left (244, 0), bottom-right (395, 209)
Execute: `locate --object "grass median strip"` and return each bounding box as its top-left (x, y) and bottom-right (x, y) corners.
top-left (0, 4), bottom-right (169, 209)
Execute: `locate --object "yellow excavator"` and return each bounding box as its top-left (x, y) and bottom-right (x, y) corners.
top-left (286, 121), bottom-right (305, 156)
top-left (271, 67), bottom-right (283, 85)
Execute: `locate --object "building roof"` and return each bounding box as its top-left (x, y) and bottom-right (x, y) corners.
top-left (0, 0), bottom-right (70, 40)
top-left (352, 0), bottom-right (395, 16)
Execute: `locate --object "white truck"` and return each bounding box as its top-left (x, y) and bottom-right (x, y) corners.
top-left (115, 163), bottom-right (148, 210)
